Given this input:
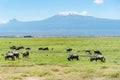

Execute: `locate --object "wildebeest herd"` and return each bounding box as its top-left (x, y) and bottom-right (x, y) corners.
top-left (67, 49), bottom-right (105, 62)
top-left (4, 45), bottom-right (106, 63)
top-left (5, 50), bottom-right (30, 60)
top-left (4, 45), bottom-right (30, 60)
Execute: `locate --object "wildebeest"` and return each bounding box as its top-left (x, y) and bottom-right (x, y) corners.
top-left (85, 49), bottom-right (92, 55)
top-left (67, 54), bottom-right (79, 61)
top-left (5, 52), bottom-right (15, 60)
top-left (10, 46), bottom-right (24, 50)
top-left (22, 51), bottom-right (29, 58)
top-left (10, 46), bottom-right (16, 50)
top-left (38, 47), bottom-right (43, 50)
top-left (16, 46), bottom-right (24, 50)
top-left (90, 55), bottom-right (105, 62)
top-left (38, 47), bottom-right (49, 51)
top-left (5, 51), bottom-right (19, 60)
top-left (13, 51), bottom-right (19, 59)
top-left (94, 50), bottom-right (102, 55)
top-left (26, 47), bottom-right (31, 50)
top-left (66, 48), bottom-right (72, 52)
top-left (43, 47), bottom-right (49, 51)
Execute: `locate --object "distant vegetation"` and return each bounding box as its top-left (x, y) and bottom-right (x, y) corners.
top-left (0, 37), bottom-right (120, 80)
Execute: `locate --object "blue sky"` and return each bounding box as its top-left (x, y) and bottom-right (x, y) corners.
top-left (0, 0), bottom-right (120, 23)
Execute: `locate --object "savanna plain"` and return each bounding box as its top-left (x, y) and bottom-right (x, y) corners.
top-left (0, 37), bottom-right (120, 80)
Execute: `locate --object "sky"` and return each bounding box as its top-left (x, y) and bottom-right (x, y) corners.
top-left (0, 0), bottom-right (120, 24)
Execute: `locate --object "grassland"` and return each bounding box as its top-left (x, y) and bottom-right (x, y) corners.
top-left (0, 37), bottom-right (120, 80)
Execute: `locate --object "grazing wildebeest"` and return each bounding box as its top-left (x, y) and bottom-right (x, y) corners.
top-left (22, 51), bottom-right (29, 58)
top-left (10, 46), bottom-right (24, 50)
top-left (38, 47), bottom-right (49, 51)
top-left (5, 53), bottom-right (15, 60)
top-left (66, 48), bottom-right (72, 52)
top-left (38, 47), bottom-right (43, 50)
top-left (26, 47), bottom-right (31, 50)
top-left (85, 49), bottom-right (92, 55)
top-left (94, 50), bottom-right (102, 55)
top-left (16, 46), bottom-right (24, 50)
top-left (10, 46), bottom-right (16, 50)
top-left (67, 54), bottom-right (79, 61)
top-left (13, 51), bottom-right (19, 59)
top-left (90, 55), bottom-right (105, 62)
top-left (43, 47), bottom-right (49, 51)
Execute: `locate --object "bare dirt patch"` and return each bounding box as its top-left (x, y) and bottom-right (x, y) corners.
top-left (0, 77), bottom-right (3, 80)
top-left (23, 76), bottom-right (43, 80)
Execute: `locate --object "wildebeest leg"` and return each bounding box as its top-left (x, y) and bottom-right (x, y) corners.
top-left (68, 59), bottom-right (71, 61)
top-left (23, 55), bottom-right (25, 58)
top-left (101, 57), bottom-right (105, 62)
top-left (103, 57), bottom-right (105, 62)
top-left (95, 59), bottom-right (97, 62)
top-left (5, 56), bottom-right (8, 60)
top-left (12, 56), bottom-right (15, 60)
top-left (76, 57), bottom-right (79, 60)
top-left (72, 58), bottom-right (73, 61)
top-left (67, 58), bottom-right (70, 61)
top-left (16, 54), bottom-right (19, 59)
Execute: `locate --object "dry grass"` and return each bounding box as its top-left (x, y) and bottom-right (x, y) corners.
top-left (0, 64), bottom-right (119, 80)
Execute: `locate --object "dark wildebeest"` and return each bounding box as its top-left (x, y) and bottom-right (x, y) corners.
top-left (67, 54), bottom-right (79, 61)
top-left (66, 48), bottom-right (72, 52)
top-left (10, 46), bottom-right (16, 50)
top-left (94, 50), bottom-right (102, 55)
top-left (43, 47), bottom-right (49, 51)
top-left (16, 46), bottom-right (24, 50)
top-left (13, 51), bottom-right (19, 59)
top-left (22, 51), bottom-right (29, 58)
top-left (5, 52), bottom-right (15, 60)
top-left (26, 47), bottom-right (31, 50)
top-left (38, 47), bottom-right (49, 51)
top-left (90, 55), bottom-right (105, 62)
top-left (85, 49), bottom-right (92, 55)
top-left (38, 47), bottom-right (43, 50)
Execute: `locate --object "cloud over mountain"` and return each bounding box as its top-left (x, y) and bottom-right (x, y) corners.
top-left (58, 11), bottom-right (88, 16)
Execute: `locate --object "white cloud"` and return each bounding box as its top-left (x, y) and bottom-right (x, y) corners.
top-left (79, 11), bottom-right (87, 16)
top-left (94, 0), bottom-right (104, 4)
top-left (0, 20), bottom-right (9, 24)
top-left (58, 11), bottom-right (88, 16)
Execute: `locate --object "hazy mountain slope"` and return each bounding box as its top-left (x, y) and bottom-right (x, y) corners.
top-left (0, 15), bottom-right (120, 36)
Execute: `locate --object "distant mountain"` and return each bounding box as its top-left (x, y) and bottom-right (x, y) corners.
top-left (0, 14), bottom-right (120, 36)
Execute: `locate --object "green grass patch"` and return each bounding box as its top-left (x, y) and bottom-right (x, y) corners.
top-left (0, 37), bottom-right (120, 80)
